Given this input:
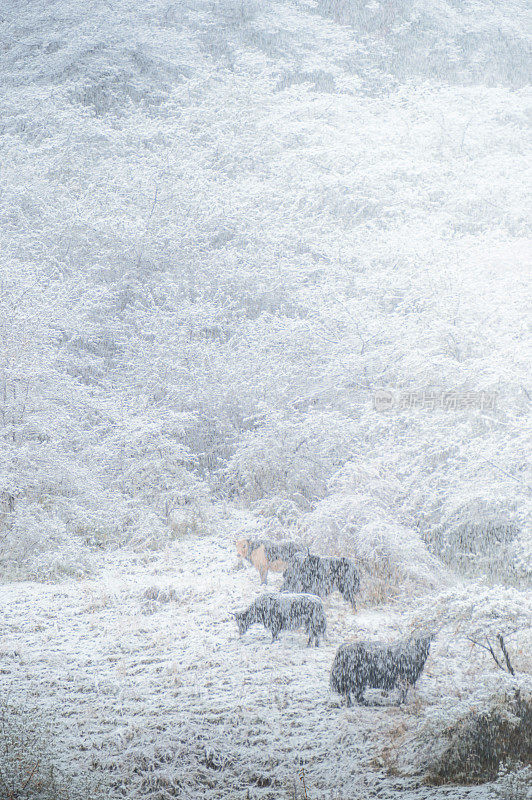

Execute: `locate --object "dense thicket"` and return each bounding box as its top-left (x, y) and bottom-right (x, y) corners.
top-left (1, 0), bottom-right (529, 583)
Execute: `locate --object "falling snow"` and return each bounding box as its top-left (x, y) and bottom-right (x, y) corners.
top-left (0, 0), bottom-right (530, 798)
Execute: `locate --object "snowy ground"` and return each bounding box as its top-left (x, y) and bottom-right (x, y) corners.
top-left (0, 512), bottom-right (502, 799)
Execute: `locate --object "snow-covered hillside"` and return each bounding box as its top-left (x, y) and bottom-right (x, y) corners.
top-left (0, 0), bottom-right (530, 797)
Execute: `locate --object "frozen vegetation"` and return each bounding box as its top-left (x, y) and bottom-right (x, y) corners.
top-left (0, 0), bottom-right (531, 797)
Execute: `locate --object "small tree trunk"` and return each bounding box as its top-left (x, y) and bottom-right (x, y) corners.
top-left (497, 634), bottom-right (515, 676)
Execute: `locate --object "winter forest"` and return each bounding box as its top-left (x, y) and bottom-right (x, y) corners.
top-left (0, 0), bottom-right (531, 798)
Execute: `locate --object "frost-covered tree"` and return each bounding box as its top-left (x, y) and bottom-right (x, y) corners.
top-left (415, 586), bottom-right (532, 675)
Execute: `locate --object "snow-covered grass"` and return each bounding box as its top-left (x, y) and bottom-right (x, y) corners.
top-left (1, 510), bottom-right (523, 799)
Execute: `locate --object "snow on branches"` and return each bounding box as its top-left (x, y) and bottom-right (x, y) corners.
top-left (414, 585), bottom-right (532, 675)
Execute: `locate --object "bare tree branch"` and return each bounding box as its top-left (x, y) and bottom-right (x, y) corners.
top-left (497, 634), bottom-right (515, 676)
top-left (466, 636), bottom-right (505, 671)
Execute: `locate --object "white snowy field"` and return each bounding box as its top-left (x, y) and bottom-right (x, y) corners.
top-left (1, 509), bottom-right (523, 800)
top-left (1, 0), bottom-right (531, 797)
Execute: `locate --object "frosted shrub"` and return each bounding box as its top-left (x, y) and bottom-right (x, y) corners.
top-left (304, 502), bottom-right (441, 602)
top-left (252, 494), bottom-right (305, 526)
top-left (70, 501), bottom-right (132, 549)
top-left (406, 684), bottom-right (532, 784)
top-left (425, 497), bottom-right (528, 586)
top-left (300, 463), bottom-right (443, 601)
top-left (0, 503), bottom-right (93, 582)
top-left (414, 586), bottom-right (532, 677)
top-left (27, 544), bottom-right (93, 582)
top-left (317, 0), bottom-right (530, 87)
top-left (327, 461), bottom-right (405, 510)
top-left (222, 411), bottom-right (359, 508)
top-left (492, 762), bottom-right (532, 800)
top-left (0, 700), bottom-right (99, 800)
top-left (116, 411), bottom-right (203, 517)
top-left (169, 501), bottom-right (209, 539)
top-left (125, 507), bottom-right (172, 550)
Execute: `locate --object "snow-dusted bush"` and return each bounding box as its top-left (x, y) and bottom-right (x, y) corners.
top-left (492, 762), bottom-right (532, 800)
top-left (304, 500), bottom-right (442, 602)
top-left (404, 683), bottom-right (532, 784)
top-left (168, 500), bottom-right (211, 540)
top-left (222, 411), bottom-right (359, 509)
top-left (424, 496), bottom-right (530, 587)
top-left (0, 503), bottom-right (93, 582)
top-left (299, 461), bottom-right (444, 602)
top-left (122, 486), bottom-right (214, 550)
top-left (414, 585), bottom-right (532, 676)
top-left (251, 494), bottom-right (307, 527)
top-left (112, 411), bottom-right (202, 515)
top-left (318, 0), bottom-right (530, 87)
top-left (0, 699), bottom-right (101, 799)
